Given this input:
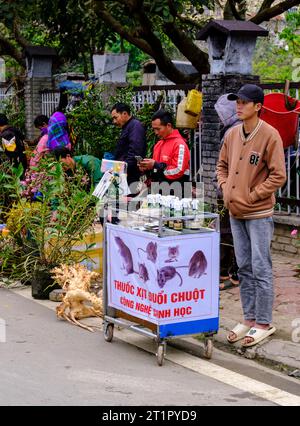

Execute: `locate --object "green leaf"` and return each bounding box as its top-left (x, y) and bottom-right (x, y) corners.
top-left (162, 8), bottom-right (170, 18)
top-left (86, 243), bottom-right (96, 250)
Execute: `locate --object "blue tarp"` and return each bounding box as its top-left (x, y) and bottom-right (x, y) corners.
top-left (58, 80), bottom-right (95, 94)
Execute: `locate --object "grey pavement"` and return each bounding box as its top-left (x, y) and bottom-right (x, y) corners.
top-left (0, 288), bottom-right (279, 406)
top-left (175, 252), bottom-right (300, 373)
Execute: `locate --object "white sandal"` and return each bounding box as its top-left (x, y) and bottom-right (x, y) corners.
top-left (242, 326), bottom-right (276, 347)
top-left (227, 323), bottom-right (251, 343)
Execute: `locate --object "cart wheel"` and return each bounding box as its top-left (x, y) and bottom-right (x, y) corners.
top-left (156, 343), bottom-right (165, 366)
top-left (204, 338), bottom-right (213, 359)
top-left (104, 324), bottom-right (114, 342)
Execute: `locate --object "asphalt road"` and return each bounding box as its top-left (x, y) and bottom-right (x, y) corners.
top-left (0, 287), bottom-right (299, 407)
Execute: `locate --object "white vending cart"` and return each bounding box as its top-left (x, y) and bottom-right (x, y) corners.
top-left (103, 210), bottom-right (220, 365)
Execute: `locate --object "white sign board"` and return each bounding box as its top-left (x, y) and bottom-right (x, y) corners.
top-left (106, 225), bottom-right (219, 328)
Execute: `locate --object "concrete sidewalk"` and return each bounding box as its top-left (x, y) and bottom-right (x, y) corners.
top-left (174, 252), bottom-right (300, 374)
top-left (1, 252), bottom-right (299, 375)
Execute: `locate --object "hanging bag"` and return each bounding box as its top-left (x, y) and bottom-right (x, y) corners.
top-left (185, 89), bottom-right (202, 116)
top-left (176, 97), bottom-right (200, 129)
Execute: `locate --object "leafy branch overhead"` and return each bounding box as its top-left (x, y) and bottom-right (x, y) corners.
top-left (0, 0), bottom-right (300, 82)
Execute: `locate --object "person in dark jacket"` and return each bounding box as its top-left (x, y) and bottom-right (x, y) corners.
top-left (111, 103), bottom-right (146, 189)
top-left (0, 113), bottom-right (27, 174)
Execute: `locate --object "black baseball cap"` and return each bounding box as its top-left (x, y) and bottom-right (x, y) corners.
top-left (227, 84), bottom-right (264, 104)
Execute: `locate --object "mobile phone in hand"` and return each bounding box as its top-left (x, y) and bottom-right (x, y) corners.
top-left (135, 156), bottom-right (143, 164)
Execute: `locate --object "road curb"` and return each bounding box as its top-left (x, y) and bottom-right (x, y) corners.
top-left (168, 324), bottom-right (300, 374)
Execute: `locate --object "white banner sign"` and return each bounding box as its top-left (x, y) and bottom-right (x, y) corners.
top-left (106, 225), bottom-right (219, 326)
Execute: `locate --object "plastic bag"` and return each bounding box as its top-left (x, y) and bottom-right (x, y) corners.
top-left (176, 97), bottom-right (200, 129)
top-left (185, 89), bottom-right (202, 116)
top-left (92, 170), bottom-right (115, 199)
top-left (2, 136), bottom-right (16, 152)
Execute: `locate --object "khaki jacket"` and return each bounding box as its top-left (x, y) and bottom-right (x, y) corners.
top-left (217, 119), bottom-right (286, 219)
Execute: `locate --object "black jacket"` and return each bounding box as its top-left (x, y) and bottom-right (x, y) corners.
top-left (114, 117), bottom-right (146, 185)
top-left (0, 126), bottom-right (27, 173)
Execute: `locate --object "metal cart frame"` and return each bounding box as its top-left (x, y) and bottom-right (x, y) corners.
top-left (102, 207), bottom-right (220, 366)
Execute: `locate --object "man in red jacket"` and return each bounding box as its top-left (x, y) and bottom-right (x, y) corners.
top-left (138, 110), bottom-right (190, 184)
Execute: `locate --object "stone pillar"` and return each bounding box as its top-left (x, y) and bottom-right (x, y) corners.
top-left (24, 46), bottom-right (57, 140)
top-left (24, 76), bottom-right (54, 140)
top-left (201, 73), bottom-right (260, 205)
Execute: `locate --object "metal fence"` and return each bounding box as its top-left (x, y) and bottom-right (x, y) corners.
top-left (41, 90), bottom-right (60, 117)
top-left (0, 84), bottom-right (14, 110)
top-left (261, 83), bottom-right (300, 215)
top-left (132, 84), bottom-right (194, 112)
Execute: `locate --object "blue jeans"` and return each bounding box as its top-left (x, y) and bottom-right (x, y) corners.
top-left (229, 216), bottom-right (274, 324)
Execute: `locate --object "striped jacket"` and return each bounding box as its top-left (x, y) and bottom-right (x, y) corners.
top-left (217, 119), bottom-right (286, 219)
top-left (47, 112), bottom-right (71, 151)
top-left (152, 129), bottom-right (190, 182)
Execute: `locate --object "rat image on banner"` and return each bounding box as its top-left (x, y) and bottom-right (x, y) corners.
top-left (106, 226), bottom-right (219, 326)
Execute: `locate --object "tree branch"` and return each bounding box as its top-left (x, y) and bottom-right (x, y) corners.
top-left (257, 0), bottom-right (276, 14)
top-left (215, 0), bottom-right (225, 7)
top-left (228, 0), bottom-right (243, 20)
top-left (93, 1), bottom-right (155, 57)
top-left (165, 0), bottom-right (209, 29)
top-left (130, 0), bottom-right (143, 11)
top-left (167, 0), bottom-right (178, 17)
top-left (94, 0), bottom-right (201, 83)
top-left (163, 21), bottom-right (209, 75)
top-left (113, 0), bottom-right (142, 12)
top-left (251, 0), bottom-right (300, 24)
top-left (13, 17), bottom-right (30, 50)
top-left (0, 35), bottom-right (25, 68)
top-left (175, 14), bottom-right (210, 29)
top-left (132, 4), bottom-right (198, 82)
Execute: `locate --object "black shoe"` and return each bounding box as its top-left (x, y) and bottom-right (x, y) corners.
top-left (111, 217), bottom-right (120, 225)
top-left (229, 271), bottom-right (239, 285)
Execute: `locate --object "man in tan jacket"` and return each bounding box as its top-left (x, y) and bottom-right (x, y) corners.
top-left (217, 84), bottom-right (286, 347)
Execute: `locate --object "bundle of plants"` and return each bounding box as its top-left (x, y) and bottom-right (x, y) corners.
top-left (0, 158), bottom-right (99, 297)
top-left (51, 263), bottom-right (103, 331)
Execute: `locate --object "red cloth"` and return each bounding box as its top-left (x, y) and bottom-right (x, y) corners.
top-left (260, 93), bottom-right (300, 148)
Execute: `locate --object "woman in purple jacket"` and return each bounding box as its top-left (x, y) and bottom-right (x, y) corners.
top-left (47, 92), bottom-right (71, 151)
